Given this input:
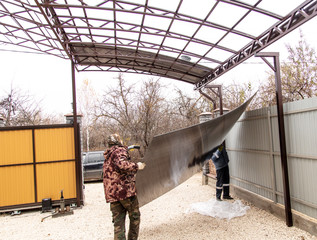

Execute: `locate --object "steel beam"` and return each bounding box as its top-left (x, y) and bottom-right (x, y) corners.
top-left (71, 61), bottom-right (81, 207)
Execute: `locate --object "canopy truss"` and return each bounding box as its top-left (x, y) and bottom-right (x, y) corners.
top-left (0, 0), bottom-right (316, 86)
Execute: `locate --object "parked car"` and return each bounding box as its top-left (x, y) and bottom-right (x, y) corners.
top-left (82, 151), bottom-right (104, 182)
top-left (82, 145), bottom-right (141, 182)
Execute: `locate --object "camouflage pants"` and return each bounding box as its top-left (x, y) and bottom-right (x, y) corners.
top-left (110, 195), bottom-right (141, 240)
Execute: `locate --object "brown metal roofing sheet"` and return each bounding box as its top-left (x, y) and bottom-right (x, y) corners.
top-left (71, 43), bottom-right (212, 84)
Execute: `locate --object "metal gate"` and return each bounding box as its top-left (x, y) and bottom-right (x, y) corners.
top-left (0, 124), bottom-right (82, 212)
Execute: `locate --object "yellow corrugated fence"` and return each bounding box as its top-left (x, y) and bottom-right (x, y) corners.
top-left (0, 126), bottom-right (77, 209)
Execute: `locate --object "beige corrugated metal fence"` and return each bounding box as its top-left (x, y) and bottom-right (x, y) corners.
top-left (226, 97), bottom-right (317, 219)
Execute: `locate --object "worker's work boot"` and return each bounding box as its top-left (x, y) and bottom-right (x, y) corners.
top-left (223, 195), bottom-right (234, 200)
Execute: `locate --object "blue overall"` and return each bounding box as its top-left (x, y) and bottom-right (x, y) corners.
top-left (211, 146), bottom-right (230, 199)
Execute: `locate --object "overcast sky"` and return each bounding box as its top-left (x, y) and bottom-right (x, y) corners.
top-left (0, 2), bottom-right (316, 116)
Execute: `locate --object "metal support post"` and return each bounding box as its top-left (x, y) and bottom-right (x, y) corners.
top-left (202, 85), bottom-right (224, 147)
top-left (199, 85), bottom-right (224, 184)
top-left (255, 52), bottom-right (293, 227)
top-left (71, 61), bottom-right (81, 207)
top-left (199, 85), bottom-right (223, 114)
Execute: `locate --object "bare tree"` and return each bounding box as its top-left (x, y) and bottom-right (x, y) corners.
top-left (172, 88), bottom-right (210, 128)
top-left (137, 79), bottom-right (165, 148)
top-left (97, 74), bottom-right (137, 141)
top-left (96, 74), bottom-right (161, 155)
top-left (258, 32), bottom-right (317, 106)
top-left (0, 90), bottom-right (16, 126)
top-left (0, 86), bottom-right (51, 126)
top-left (77, 79), bottom-right (97, 151)
top-left (96, 74), bottom-right (207, 155)
top-left (94, 74), bottom-right (262, 155)
top-left (86, 119), bottom-right (110, 151)
top-left (223, 81), bottom-right (258, 110)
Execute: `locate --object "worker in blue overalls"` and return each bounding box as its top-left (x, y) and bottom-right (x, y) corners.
top-left (211, 143), bottom-right (234, 201)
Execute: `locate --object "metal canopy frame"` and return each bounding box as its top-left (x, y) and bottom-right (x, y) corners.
top-left (1, 0), bottom-right (316, 86)
top-left (1, 0), bottom-right (317, 227)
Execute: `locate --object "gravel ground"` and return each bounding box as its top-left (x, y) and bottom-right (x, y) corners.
top-left (0, 173), bottom-right (316, 240)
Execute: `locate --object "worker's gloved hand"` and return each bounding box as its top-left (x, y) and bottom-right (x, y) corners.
top-left (137, 162), bottom-right (146, 170)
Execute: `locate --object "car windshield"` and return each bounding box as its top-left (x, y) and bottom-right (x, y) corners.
top-left (85, 152), bottom-right (104, 163)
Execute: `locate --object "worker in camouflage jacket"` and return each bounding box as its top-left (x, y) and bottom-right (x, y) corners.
top-left (103, 133), bottom-right (146, 240)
